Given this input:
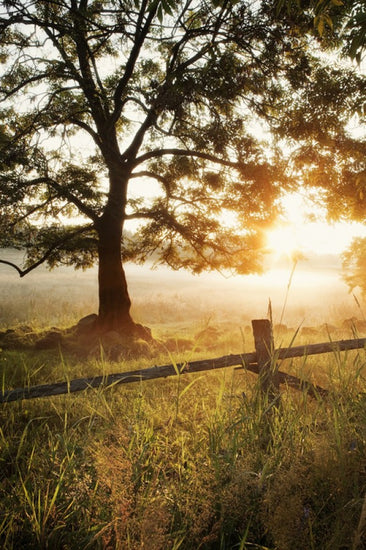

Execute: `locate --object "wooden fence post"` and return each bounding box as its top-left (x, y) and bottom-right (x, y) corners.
top-left (252, 319), bottom-right (279, 396)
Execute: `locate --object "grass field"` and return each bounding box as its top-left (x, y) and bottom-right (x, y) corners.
top-left (1, 259), bottom-right (366, 549)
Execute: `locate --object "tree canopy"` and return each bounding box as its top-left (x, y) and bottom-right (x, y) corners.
top-left (276, 0), bottom-right (366, 59)
top-left (0, 0), bottom-right (356, 333)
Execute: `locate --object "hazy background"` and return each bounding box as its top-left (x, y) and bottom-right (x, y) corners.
top-left (0, 247), bottom-right (360, 332)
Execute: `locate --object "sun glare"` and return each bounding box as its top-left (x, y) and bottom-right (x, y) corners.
top-left (266, 192), bottom-right (366, 258)
top-left (266, 225), bottom-right (300, 258)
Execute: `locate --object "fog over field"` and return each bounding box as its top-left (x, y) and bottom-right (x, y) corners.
top-left (0, 248), bottom-right (361, 331)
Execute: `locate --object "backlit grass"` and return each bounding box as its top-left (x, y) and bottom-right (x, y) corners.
top-left (1, 262), bottom-right (366, 548)
top-left (1, 332), bottom-right (366, 549)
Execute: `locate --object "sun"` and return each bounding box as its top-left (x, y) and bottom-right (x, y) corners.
top-left (266, 218), bottom-right (366, 258)
top-left (266, 224), bottom-right (301, 259)
top-left (265, 192), bottom-right (366, 258)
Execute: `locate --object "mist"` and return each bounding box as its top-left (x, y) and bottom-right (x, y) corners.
top-left (0, 248), bottom-right (360, 332)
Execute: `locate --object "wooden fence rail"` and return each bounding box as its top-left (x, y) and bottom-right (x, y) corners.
top-left (1, 319), bottom-right (366, 404)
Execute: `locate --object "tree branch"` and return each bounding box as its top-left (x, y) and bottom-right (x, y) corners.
top-left (110, 0), bottom-right (157, 126)
top-left (49, 180), bottom-right (100, 223)
top-left (130, 170), bottom-right (168, 185)
top-left (69, 117), bottom-right (101, 147)
top-left (124, 211), bottom-right (154, 220)
top-left (0, 72), bottom-right (53, 99)
top-left (132, 148), bottom-right (242, 170)
top-left (8, 199), bottom-right (56, 228)
top-left (121, 17), bottom-right (227, 162)
top-left (0, 225), bottom-right (93, 278)
top-left (0, 259), bottom-right (25, 277)
top-left (71, 6), bottom-right (108, 126)
top-left (13, 177), bottom-right (100, 223)
top-left (121, 105), bottom-right (160, 161)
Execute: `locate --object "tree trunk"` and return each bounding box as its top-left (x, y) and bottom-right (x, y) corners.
top-left (93, 155), bottom-right (152, 339)
top-left (97, 212), bottom-right (135, 334)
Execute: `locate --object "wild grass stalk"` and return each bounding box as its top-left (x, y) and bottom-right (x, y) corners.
top-left (18, 458), bottom-right (70, 547)
top-left (162, 338), bottom-right (205, 421)
top-left (353, 292), bottom-right (366, 322)
top-left (353, 492), bottom-right (366, 549)
top-left (279, 254), bottom-right (301, 326)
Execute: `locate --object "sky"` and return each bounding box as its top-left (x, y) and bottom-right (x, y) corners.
top-left (230, 190), bottom-right (366, 325)
top-left (265, 192), bottom-right (366, 258)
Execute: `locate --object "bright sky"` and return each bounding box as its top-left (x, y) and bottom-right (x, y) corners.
top-left (245, 192), bottom-right (366, 323)
top-left (266, 192), bottom-right (366, 257)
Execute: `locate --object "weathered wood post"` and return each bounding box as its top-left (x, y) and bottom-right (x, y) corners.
top-left (252, 319), bottom-right (279, 397)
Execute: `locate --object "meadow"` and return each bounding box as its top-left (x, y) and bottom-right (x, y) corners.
top-left (1, 258), bottom-right (366, 549)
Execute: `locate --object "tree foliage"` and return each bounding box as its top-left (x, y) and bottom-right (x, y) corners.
top-left (274, 0), bottom-right (366, 298)
top-left (0, 0), bottom-right (298, 277)
top-left (342, 236), bottom-right (366, 296)
top-left (0, 0), bottom-right (344, 330)
top-left (276, 0), bottom-right (366, 59)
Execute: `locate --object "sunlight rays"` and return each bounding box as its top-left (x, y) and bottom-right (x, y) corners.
top-left (266, 192), bottom-right (366, 258)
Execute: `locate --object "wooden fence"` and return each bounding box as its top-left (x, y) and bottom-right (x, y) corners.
top-left (1, 319), bottom-right (366, 404)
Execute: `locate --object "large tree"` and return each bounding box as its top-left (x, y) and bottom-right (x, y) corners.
top-left (0, 0), bottom-right (315, 336)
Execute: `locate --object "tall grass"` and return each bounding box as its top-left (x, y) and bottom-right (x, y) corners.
top-left (1, 257), bottom-right (366, 548)
top-left (3, 244), bottom-right (366, 550)
top-left (1, 333), bottom-right (366, 549)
